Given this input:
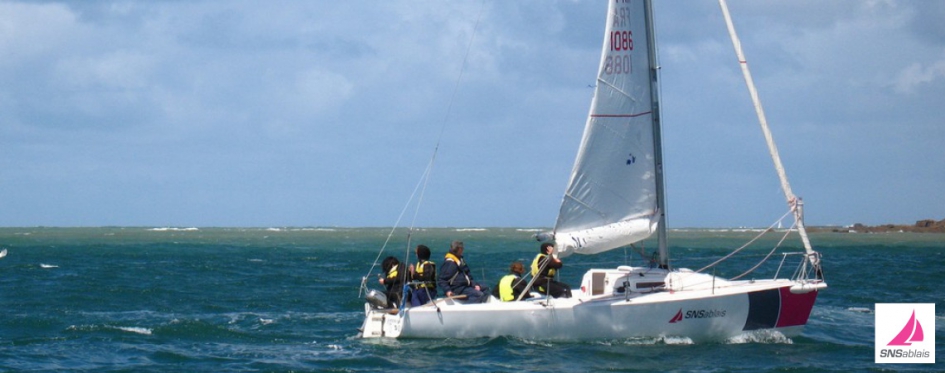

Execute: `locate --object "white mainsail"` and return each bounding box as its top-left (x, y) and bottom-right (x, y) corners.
top-left (554, 0), bottom-right (662, 257)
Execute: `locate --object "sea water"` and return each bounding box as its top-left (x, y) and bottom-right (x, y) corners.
top-left (1, 227), bottom-right (942, 372)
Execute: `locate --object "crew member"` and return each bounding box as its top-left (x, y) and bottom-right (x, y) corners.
top-left (437, 241), bottom-right (487, 303)
top-left (531, 242), bottom-right (572, 298)
top-left (494, 261), bottom-right (531, 301)
top-left (409, 244), bottom-right (437, 306)
top-left (379, 256), bottom-right (407, 308)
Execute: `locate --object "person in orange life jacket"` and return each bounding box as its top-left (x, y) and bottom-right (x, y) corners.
top-left (492, 261), bottom-right (532, 301)
top-left (436, 241), bottom-right (488, 303)
top-left (531, 242), bottom-right (572, 298)
top-left (378, 256), bottom-right (407, 308)
top-left (408, 244), bottom-right (437, 306)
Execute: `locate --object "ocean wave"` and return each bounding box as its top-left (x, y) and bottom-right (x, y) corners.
top-left (726, 329), bottom-right (793, 344)
top-left (149, 227), bottom-right (199, 231)
top-left (66, 324), bottom-right (153, 336)
top-left (113, 326), bottom-right (153, 335)
top-left (40, 263), bottom-right (58, 269)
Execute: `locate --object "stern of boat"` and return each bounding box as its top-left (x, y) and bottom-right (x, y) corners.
top-left (359, 303), bottom-right (404, 338)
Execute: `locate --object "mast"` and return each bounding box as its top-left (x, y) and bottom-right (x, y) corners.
top-left (644, 0), bottom-right (669, 269)
top-left (717, 0), bottom-right (819, 270)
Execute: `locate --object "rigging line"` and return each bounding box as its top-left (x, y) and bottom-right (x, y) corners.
top-left (730, 219), bottom-right (797, 281)
top-left (364, 1), bottom-right (487, 293)
top-left (406, 0), bottom-right (487, 233)
top-left (360, 160), bottom-right (435, 297)
top-left (693, 208), bottom-right (794, 274)
top-left (517, 250), bottom-right (554, 301)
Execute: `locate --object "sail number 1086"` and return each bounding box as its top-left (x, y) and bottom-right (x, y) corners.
top-left (605, 30), bottom-right (633, 75)
top-left (610, 30), bottom-right (633, 51)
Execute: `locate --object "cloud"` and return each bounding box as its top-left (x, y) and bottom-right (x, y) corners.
top-left (0, 1), bottom-right (942, 227)
top-left (893, 57), bottom-right (945, 94)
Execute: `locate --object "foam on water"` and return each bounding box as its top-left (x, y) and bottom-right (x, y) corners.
top-left (113, 326), bottom-right (153, 335)
top-left (726, 330), bottom-right (793, 344)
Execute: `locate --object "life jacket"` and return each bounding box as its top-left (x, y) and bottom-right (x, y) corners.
top-left (498, 274), bottom-right (520, 301)
top-left (444, 253), bottom-right (471, 286)
top-left (414, 260), bottom-right (435, 288)
top-left (531, 253), bottom-right (556, 278)
top-left (386, 264), bottom-right (399, 280)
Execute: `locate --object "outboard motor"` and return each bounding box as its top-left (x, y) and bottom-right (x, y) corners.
top-left (365, 289), bottom-right (388, 309)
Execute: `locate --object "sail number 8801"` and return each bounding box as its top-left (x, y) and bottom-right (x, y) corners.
top-left (604, 54), bottom-right (632, 75)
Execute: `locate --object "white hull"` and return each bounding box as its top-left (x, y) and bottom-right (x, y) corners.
top-left (360, 267), bottom-right (823, 341)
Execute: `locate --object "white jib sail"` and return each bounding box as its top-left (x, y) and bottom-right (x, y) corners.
top-left (554, 0), bottom-right (659, 257)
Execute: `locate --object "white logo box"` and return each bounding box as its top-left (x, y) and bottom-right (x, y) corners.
top-left (875, 303), bottom-right (935, 364)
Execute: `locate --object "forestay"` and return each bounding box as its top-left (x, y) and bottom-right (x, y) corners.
top-left (553, 0), bottom-right (662, 257)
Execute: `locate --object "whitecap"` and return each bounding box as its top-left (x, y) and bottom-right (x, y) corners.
top-left (726, 329), bottom-right (793, 344)
top-left (658, 335), bottom-right (695, 345)
top-left (40, 263), bottom-right (58, 269)
top-left (113, 326), bottom-right (153, 335)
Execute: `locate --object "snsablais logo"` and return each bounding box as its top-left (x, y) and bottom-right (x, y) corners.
top-left (669, 309), bottom-right (683, 323)
top-left (875, 303), bottom-right (935, 364)
top-left (887, 309), bottom-right (923, 346)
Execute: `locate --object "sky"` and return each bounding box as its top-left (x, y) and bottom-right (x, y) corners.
top-left (1, 1), bottom-right (943, 228)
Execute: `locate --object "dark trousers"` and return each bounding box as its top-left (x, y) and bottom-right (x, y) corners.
top-left (536, 278), bottom-right (572, 298)
top-left (410, 286), bottom-right (436, 306)
top-left (386, 288), bottom-right (404, 308)
top-left (454, 285), bottom-right (487, 303)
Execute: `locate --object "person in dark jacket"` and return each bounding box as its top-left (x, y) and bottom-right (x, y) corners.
top-left (409, 244), bottom-right (437, 306)
top-left (530, 242), bottom-right (572, 298)
top-left (437, 241), bottom-right (487, 303)
top-left (378, 256), bottom-right (407, 308)
top-left (493, 261), bottom-right (532, 301)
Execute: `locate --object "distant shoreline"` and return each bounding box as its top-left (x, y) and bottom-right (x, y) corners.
top-left (810, 218), bottom-right (945, 234)
top-left (1, 222), bottom-right (944, 233)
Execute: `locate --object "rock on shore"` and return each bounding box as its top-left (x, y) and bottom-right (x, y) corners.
top-left (820, 218), bottom-right (945, 233)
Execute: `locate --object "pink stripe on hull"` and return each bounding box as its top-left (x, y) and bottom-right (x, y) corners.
top-left (775, 286), bottom-right (818, 327)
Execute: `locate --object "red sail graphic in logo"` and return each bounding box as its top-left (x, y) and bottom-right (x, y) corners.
top-left (887, 310), bottom-right (924, 346)
top-left (669, 309), bottom-right (683, 323)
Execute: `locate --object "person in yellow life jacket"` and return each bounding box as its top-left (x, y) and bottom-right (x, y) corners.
top-left (531, 242), bottom-right (572, 298)
top-left (492, 261), bottom-right (531, 301)
top-left (408, 244), bottom-right (437, 306)
top-left (378, 256), bottom-right (407, 308)
top-left (436, 241), bottom-right (488, 303)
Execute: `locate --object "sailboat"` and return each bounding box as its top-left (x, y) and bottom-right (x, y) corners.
top-left (359, 0), bottom-right (826, 341)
